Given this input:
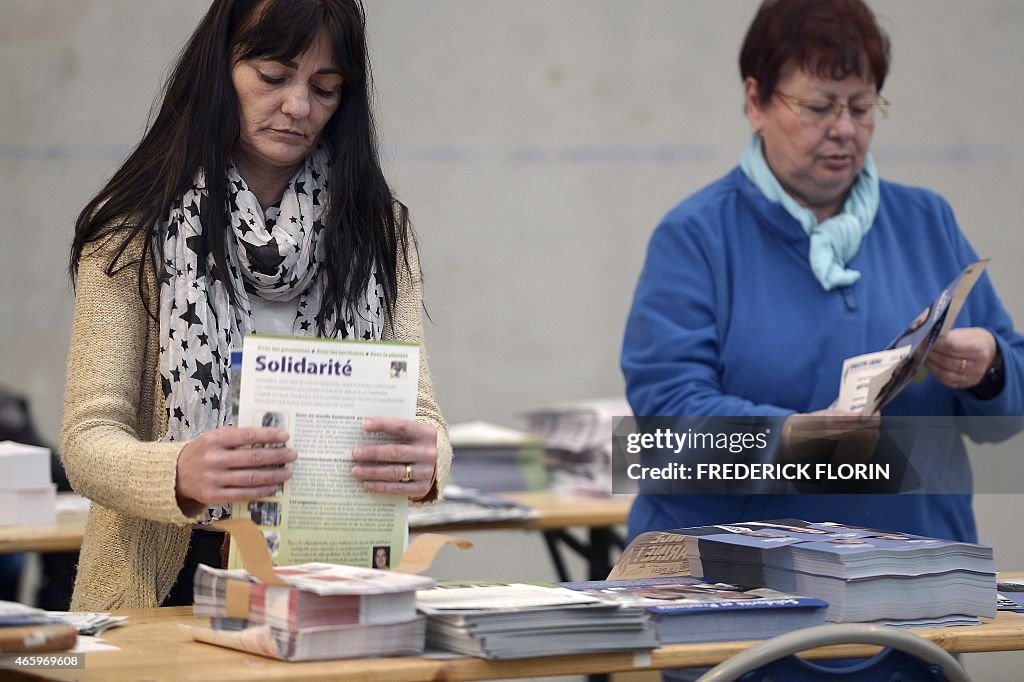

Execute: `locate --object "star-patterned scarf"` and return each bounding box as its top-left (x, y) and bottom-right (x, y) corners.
top-left (157, 149), bottom-right (383, 521)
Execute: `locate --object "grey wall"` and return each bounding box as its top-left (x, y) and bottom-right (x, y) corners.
top-left (2, 1), bottom-right (1023, 675)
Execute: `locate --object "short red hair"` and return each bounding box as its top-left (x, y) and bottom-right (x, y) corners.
top-left (740, 0), bottom-right (891, 104)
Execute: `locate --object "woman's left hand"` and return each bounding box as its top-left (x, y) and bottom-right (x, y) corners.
top-left (351, 417), bottom-right (438, 500)
top-left (925, 327), bottom-right (997, 390)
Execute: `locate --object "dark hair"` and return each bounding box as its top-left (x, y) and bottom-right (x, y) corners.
top-left (739, 0), bottom-right (891, 105)
top-left (70, 0), bottom-right (409, 333)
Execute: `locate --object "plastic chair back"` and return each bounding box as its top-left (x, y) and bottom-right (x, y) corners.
top-left (697, 623), bottom-right (969, 682)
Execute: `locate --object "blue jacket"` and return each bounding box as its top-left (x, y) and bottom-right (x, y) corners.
top-left (622, 167), bottom-right (1024, 543)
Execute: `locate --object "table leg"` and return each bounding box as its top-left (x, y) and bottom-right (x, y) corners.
top-left (541, 528), bottom-right (625, 582)
top-left (540, 527), bottom-right (626, 682)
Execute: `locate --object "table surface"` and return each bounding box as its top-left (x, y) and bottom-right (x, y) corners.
top-left (6, 606), bottom-right (1024, 681)
top-left (0, 491), bottom-right (634, 555)
top-left (5, 505), bottom-right (1022, 680)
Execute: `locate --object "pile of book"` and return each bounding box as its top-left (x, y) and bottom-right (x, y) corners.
top-left (523, 398), bottom-right (630, 496)
top-left (416, 581), bottom-right (657, 659)
top-left (560, 576), bottom-right (827, 645)
top-left (676, 519), bottom-right (996, 625)
top-left (447, 422), bottom-right (548, 492)
top-left (191, 562), bottom-right (435, 661)
top-left (0, 441), bottom-right (56, 526)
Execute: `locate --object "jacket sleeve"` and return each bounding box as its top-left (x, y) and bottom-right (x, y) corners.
top-left (384, 218), bottom-right (452, 502)
top-left (938, 199), bottom-right (1024, 439)
top-left (60, 236), bottom-right (200, 525)
top-left (621, 214), bottom-right (794, 420)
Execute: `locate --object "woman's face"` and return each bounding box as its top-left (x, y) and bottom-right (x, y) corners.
top-left (231, 29), bottom-right (342, 179)
top-left (745, 67), bottom-right (878, 221)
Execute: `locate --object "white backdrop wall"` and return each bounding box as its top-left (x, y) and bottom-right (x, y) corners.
top-left (2, 1), bottom-right (1023, 675)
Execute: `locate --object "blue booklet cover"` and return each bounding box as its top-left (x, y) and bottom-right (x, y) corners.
top-left (560, 576), bottom-right (827, 645)
top-left (676, 519), bottom-right (994, 590)
top-left (615, 521), bottom-right (995, 623)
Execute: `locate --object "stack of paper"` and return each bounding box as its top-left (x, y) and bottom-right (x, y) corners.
top-left (416, 582), bottom-right (657, 659)
top-left (997, 593), bottom-right (1024, 613)
top-left (523, 398), bottom-right (631, 496)
top-left (46, 611), bottom-right (127, 635)
top-left (191, 562), bottom-right (434, 660)
top-left (447, 422), bottom-right (548, 492)
top-left (674, 520), bottom-right (995, 625)
top-left (560, 576), bottom-right (827, 645)
top-left (997, 578), bottom-right (1024, 612)
top-left (0, 441), bottom-right (56, 526)
top-left (0, 600), bottom-right (76, 653)
top-left (408, 486), bottom-right (539, 527)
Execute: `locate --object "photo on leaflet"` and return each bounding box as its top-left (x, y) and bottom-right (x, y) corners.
top-left (249, 500), bottom-right (281, 526)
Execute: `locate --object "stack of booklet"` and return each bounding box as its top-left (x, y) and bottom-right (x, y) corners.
top-left (191, 562), bottom-right (435, 661)
top-left (447, 422), bottom-right (548, 492)
top-left (415, 581), bottom-right (657, 659)
top-left (997, 577), bottom-right (1024, 613)
top-left (523, 398), bottom-right (631, 496)
top-left (559, 576), bottom-right (827, 645)
top-left (0, 440), bottom-right (56, 526)
top-left (672, 520), bottom-right (996, 625)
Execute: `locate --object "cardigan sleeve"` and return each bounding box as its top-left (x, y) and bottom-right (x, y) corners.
top-left (60, 236), bottom-right (200, 526)
top-left (384, 217), bottom-right (452, 503)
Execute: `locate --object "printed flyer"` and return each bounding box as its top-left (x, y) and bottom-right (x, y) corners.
top-left (228, 334), bottom-right (419, 570)
top-left (835, 259), bottom-right (988, 414)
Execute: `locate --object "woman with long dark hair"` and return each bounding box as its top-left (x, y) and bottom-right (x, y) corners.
top-left (62, 0), bottom-right (450, 610)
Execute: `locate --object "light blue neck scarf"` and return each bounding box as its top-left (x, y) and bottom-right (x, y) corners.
top-left (740, 133), bottom-right (879, 291)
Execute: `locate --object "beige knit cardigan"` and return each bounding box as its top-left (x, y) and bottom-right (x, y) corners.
top-left (61, 230), bottom-right (451, 610)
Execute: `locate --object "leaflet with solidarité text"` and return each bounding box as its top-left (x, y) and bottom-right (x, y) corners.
top-left (228, 334), bottom-right (419, 571)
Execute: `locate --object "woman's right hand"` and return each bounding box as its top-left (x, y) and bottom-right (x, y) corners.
top-left (175, 426), bottom-right (295, 515)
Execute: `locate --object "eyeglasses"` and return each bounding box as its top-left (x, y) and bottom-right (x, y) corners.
top-left (773, 90), bottom-right (891, 127)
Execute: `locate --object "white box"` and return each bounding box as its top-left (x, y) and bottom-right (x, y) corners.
top-left (0, 485), bottom-right (57, 526)
top-left (0, 440), bottom-right (52, 490)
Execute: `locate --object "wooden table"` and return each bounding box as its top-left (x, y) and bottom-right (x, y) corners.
top-left (0, 510), bottom-right (86, 555)
top-left (462, 491), bottom-right (631, 581)
top-left (0, 492), bottom-right (633, 580)
top-left (419, 491), bottom-right (632, 534)
top-left (6, 606), bottom-right (1024, 681)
